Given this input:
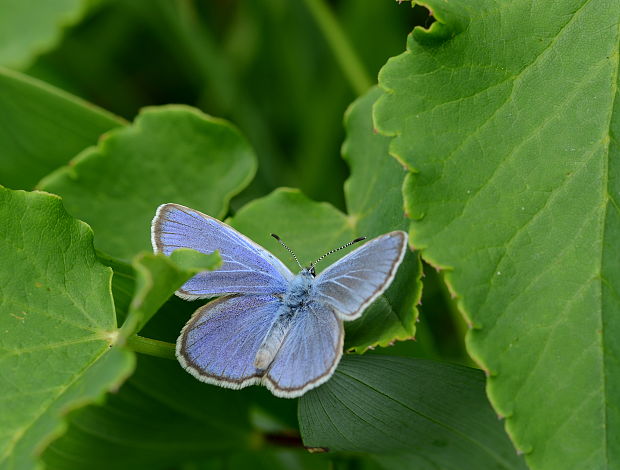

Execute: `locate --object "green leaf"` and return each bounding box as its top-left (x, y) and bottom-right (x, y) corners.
top-left (42, 355), bottom-right (257, 470)
top-left (0, 0), bottom-right (88, 68)
top-left (342, 87), bottom-right (422, 351)
top-left (0, 67), bottom-right (124, 190)
top-left (96, 252), bottom-right (135, 325)
top-left (124, 249), bottom-right (221, 335)
top-left (375, 1), bottom-right (620, 468)
top-left (39, 105), bottom-right (257, 261)
top-left (182, 450), bottom-right (331, 470)
top-left (343, 87), bottom-right (409, 237)
top-left (298, 355), bottom-right (526, 470)
top-left (0, 187), bottom-right (135, 470)
top-left (168, 247), bottom-right (221, 272)
top-left (96, 248), bottom-right (220, 337)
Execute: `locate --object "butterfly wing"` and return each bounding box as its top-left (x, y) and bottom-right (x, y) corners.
top-left (177, 294), bottom-right (281, 389)
top-left (152, 203), bottom-right (293, 299)
top-left (313, 231), bottom-right (407, 320)
top-left (263, 301), bottom-right (343, 398)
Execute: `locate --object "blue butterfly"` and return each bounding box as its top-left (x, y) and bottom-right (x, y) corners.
top-left (151, 203), bottom-right (407, 398)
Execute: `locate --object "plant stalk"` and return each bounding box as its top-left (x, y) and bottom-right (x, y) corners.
top-left (126, 335), bottom-right (176, 360)
top-left (303, 0), bottom-right (373, 95)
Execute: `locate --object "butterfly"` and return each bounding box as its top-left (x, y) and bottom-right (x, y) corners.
top-left (151, 203), bottom-right (408, 398)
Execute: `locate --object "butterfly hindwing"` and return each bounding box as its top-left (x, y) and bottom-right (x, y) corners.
top-left (264, 301), bottom-right (343, 397)
top-left (176, 294), bottom-right (281, 388)
top-left (152, 203), bottom-right (293, 299)
top-left (313, 231), bottom-right (407, 320)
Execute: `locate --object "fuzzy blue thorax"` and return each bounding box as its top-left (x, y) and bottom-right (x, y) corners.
top-left (254, 269), bottom-right (315, 369)
top-left (281, 269), bottom-right (314, 311)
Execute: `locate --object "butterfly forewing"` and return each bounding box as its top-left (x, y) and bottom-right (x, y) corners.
top-left (177, 294), bottom-right (281, 388)
top-left (152, 203), bottom-right (293, 298)
top-left (313, 231), bottom-right (407, 320)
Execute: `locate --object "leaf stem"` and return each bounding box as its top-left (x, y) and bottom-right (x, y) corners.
top-left (116, 309), bottom-right (141, 346)
top-left (126, 335), bottom-right (176, 360)
top-left (303, 0), bottom-right (373, 95)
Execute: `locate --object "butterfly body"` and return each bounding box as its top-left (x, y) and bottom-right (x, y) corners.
top-left (152, 203), bottom-right (407, 398)
top-left (255, 268), bottom-right (324, 370)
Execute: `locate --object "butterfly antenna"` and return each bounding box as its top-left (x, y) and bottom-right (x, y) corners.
top-left (310, 237), bottom-right (366, 268)
top-left (271, 234), bottom-right (303, 270)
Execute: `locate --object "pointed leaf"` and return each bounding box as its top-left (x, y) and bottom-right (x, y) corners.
top-left (299, 355), bottom-right (526, 470)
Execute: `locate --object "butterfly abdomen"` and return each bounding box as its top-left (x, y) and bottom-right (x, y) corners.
top-left (254, 270), bottom-right (315, 370)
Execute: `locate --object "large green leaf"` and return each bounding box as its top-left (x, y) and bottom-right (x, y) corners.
top-left (0, 0), bottom-right (87, 68)
top-left (0, 67), bottom-right (124, 190)
top-left (299, 355), bottom-right (526, 470)
top-left (39, 105), bottom-right (257, 261)
top-left (41, 355), bottom-right (257, 470)
top-left (375, 1), bottom-right (620, 468)
top-left (0, 187), bottom-right (135, 470)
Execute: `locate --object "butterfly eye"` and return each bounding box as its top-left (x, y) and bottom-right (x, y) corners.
top-left (310, 266), bottom-right (316, 277)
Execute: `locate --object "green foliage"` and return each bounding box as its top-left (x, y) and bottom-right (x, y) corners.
top-left (375, 1), bottom-right (620, 469)
top-left (0, 67), bottom-right (124, 190)
top-left (341, 87), bottom-right (421, 351)
top-left (125, 249), bottom-right (221, 336)
top-left (42, 355), bottom-right (258, 470)
top-left (299, 355), bottom-right (526, 470)
top-left (0, 0), bottom-right (87, 68)
top-left (0, 188), bottom-right (135, 470)
top-left (2, 1), bottom-right (614, 469)
top-left (38, 106), bottom-right (257, 261)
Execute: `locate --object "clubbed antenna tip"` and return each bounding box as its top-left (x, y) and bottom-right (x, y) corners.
top-left (271, 233), bottom-right (303, 269)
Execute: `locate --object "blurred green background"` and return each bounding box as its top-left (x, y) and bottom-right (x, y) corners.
top-left (20, 0), bottom-right (429, 209)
